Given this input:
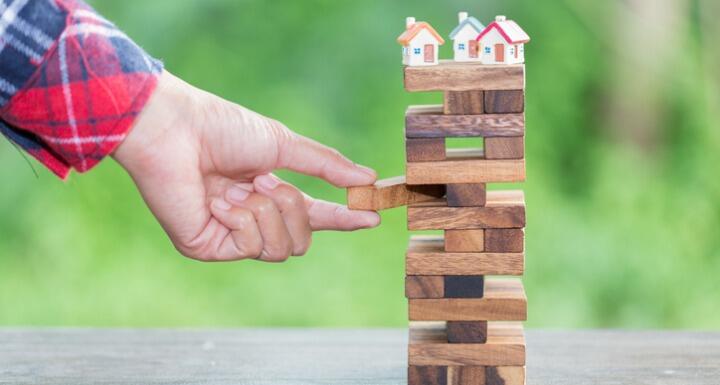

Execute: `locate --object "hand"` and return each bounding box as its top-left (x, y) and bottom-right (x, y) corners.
top-left (112, 71), bottom-right (380, 262)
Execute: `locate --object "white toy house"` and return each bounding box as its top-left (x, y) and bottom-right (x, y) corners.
top-left (476, 15), bottom-right (530, 65)
top-left (449, 12), bottom-right (485, 62)
top-left (398, 17), bottom-right (445, 66)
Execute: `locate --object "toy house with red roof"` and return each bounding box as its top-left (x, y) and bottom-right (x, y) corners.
top-left (476, 15), bottom-right (530, 65)
top-left (398, 17), bottom-right (445, 66)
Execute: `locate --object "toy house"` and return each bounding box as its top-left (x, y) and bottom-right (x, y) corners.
top-left (398, 17), bottom-right (445, 66)
top-left (449, 12), bottom-right (485, 62)
top-left (476, 16), bottom-right (530, 65)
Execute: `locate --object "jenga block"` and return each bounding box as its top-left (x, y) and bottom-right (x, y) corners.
top-left (406, 276), bottom-right (445, 299)
top-left (404, 61), bottom-right (525, 92)
top-left (443, 91), bottom-right (484, 115)
top-left (447, 321), bottom-right (489, 344)
top-left (346, 176), bottom-right (444, 211)
top-left (446, 183), bottom-right (487, 207)
top-left (405, 105), bottom-right (524, 138)
top-left (448, 366), bottom-right (486, 385)
top-left (409, 279), bottom-right (527, 321)
top-left (406, 236), bottom-right (524, 276)
top-left (408, 191), bottom-right (526, 230)
top-left (444, 276), bottom-right (484, 298)
top-left (485, 229), bottom-right (525, 253)
top-left (409, 322), bottom-right (525, 366)
top-left (486, 366), bottom-right (526, 385)
top-left (484, 90), bottom-right (524, 113)
top-left (406, 149), bottom-right (525, 184)
top-left (407, 138), bottom-right (446, 162)
top-left (408, 366), bottom-right (447, 385)
top-left (484, 137), bottom-right (524, 160)
top-left (444, 229), bottom-right (484, 252)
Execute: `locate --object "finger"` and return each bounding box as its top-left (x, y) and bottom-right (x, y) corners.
top-left (305, 197), bottom-right (380, 231)
top-left (226, 185), bottom-right (293, 262)
top-left (270, 119), bottom-right (377, 187)
top-left (254, 174), bottom-right (312, 256)
top-left (209, 199), bottom-right (264, 261)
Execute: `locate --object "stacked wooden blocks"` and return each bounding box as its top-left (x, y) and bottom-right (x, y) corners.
top-left (404, 60), bottom-right (527, 385)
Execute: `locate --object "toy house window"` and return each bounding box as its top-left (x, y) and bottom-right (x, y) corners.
top-left (458, 43), bottom-right (465, 50)
top-left (484, 47), bottom-right (491, 54)
top-left (414, 48), bottom-right (422, 55)
top-left (509, 47), bottom-right (515, 55)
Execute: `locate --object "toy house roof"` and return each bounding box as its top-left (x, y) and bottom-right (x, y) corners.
top-left (397, 21), bottom-right (445, 46)
top-left (477, 19), bottom-right (530, 44)
top-left (449, 17), bottom-right (485, 39)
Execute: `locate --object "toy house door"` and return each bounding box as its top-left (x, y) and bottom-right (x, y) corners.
top-left (495, 44), bottom-right (505, 62)
top-left (468, 40), bottom-right (479, 58)
top-left (424, 44), bottom-right (434, 63)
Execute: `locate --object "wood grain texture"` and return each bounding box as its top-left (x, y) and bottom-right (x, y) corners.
top-left (406, 149), bottom-right (525, 185)
top-left (407, 138), bottom-right (447, 162)
top-left (443, 276), bottom-right (485, 298)
top-left (447, 321), bottom-right (489, 344)
top-left (443, 91), bottom-right (484, 115)
top-left (408, 279), bottom-right (527, 321)
top-left (448, 366), bottom-right (486, 385)
top-left (408, 190), bottom-right (526, 230)
top-left (404, 61), bottom-right (525, 92)
top-left (486, 366), bottom-right (525, 385)
top-left (409, 322), bottom-right (525, 366)
top-left (484, 90), bottom-right (525, 113)
top-left (485, 229), bottom-right (525, 253)
top-left (484, 137), bottom-right (525, 160)
top-left (406, 236), bottom-right (524, 276)
top-left (346, 176), bottom-right (444, 211)
top-left (446, 183), bottom-right (487, 207)
top-left (444, 229), bottom-right (485, 252)
top-left (406, 276), bottom-right (445, 299)
top-left (405, 105), bottom-right (525, 138)
top-left (408, 366), bottom-right (448, 385)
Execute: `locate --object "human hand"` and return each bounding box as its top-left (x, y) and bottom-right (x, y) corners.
top-left (112, 71), bottom-right (380, 262)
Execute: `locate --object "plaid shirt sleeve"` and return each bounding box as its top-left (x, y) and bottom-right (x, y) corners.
top-left (0, 0), bottom-right (163, 179)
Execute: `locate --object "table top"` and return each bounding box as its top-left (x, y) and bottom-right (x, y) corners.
top-left (1, 328), bottom-right (718, 384)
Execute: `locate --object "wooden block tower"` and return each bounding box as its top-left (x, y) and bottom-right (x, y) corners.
top-left (349, 13), bottom-right (529, 385)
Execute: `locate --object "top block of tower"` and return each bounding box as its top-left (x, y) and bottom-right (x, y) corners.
top-left (398, 17), bottom-right (445, 67)
top-left (404, 61), bottom-right (525, 92)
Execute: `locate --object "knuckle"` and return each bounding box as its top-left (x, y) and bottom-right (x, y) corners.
top-left (252, 197), bottom-right (276, 216)
top-left (275, 185), bottom-right (303, 208)
top-left (293, 236), bottom-right (312, 256)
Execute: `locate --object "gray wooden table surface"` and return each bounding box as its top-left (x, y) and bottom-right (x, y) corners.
top-left (1, 329), bottom-right (718, 384)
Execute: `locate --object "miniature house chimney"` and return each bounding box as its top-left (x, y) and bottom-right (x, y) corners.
top-left (496, 15), bottom-right (507, 22)
top-left (458, 12), bottom-right (468, 23)
top-left (406, 17), bottom-right (416, 29)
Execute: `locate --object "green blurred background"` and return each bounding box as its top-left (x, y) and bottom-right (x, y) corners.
top-left (0, 0), bottom-right (718, 328)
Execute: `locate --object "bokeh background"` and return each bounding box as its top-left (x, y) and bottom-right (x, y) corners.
top-left (0, 0), bottom-right (718, 328)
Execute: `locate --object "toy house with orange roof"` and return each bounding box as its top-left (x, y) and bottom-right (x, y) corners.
top-left (398, 17), bottom-right (445, 66)
top-left (476, 15), bottom-right (530, 65)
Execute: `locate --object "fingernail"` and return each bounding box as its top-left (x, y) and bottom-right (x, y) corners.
top-left (212, 199), bottom-right (232, 211)
top-left (256, 174), bottom-right (280, 190)
top-left (356, 164), bottom-right (376, 179)
top-left (227, 184), bottom-right (250, 203)
top-left (361, 212), bottom-right (381, 227)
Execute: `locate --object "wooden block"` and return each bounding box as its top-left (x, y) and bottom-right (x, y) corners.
top-left (408, 190), bottom-right (526, 230)
top-left (408, 366), bottom-right (447, 385)
top-left (406, 236), bottom-right (524, 276)
top-left (484, 90), bottom-right (524, 113)
top-left (486, 366), bottom-right (525, 385)
top-left (346, 176), bottom-right (444, 211)
top-left (406, 276), bottom-right (445, 299)
top-left (485, 229), bottom-right (525, 253)
top-left (404, 61), bottom-right (525, 92)
top-left (409, 322), bottom-right (525, 366)
top-left (443, 91), bottom-right (484, 115)
top-left (484, 137), bottom-right (524, 160)
top-left (444, 276), bottom-right (484, 298)
top-left (447, 321), bottom-right (489, 344)
top-left (405, 105), bottom-right (525, 138)
top-left (409, 279), bottom-right (527, 321)
top-left (444, 229), bottom-right (484, 252)
top-left (448, 366), bottom-right (486, 385)
top-left (407, 138), bottom-right (446, 162)
top-left (406, 149), bottom-right (525, 184)
top-left (446, 184), bottom-right (487, 207)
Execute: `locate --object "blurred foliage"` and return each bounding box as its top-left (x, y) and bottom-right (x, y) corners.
top-left (0, 0), bottom-right (718, 328)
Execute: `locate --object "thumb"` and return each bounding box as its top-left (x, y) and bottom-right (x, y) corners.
top-left (271, 120), bottom-right (377, 187)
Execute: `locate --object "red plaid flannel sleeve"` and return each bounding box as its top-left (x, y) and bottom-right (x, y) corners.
top-left (0, 0), bottom-right (163, 179)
